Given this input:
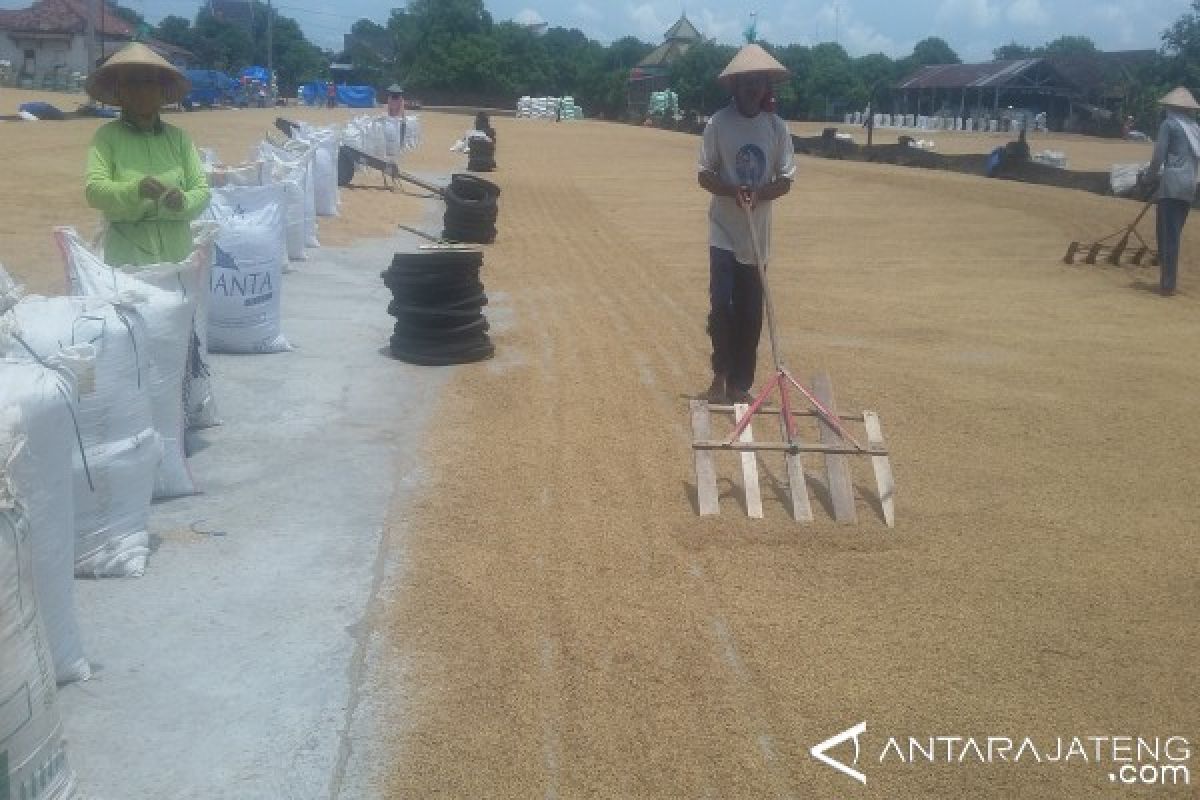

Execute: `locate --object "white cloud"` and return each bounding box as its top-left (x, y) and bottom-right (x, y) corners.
top-left (627, 3), bottom-right (669, 39)
top-left (514, 8), bottom-right (545, 26)
top-left (842, 21), bottom-right (902, 57)
top-left (1006, 0), bottom-right (1049, 26)
top-left (696, 8), bottom-right (743, 43)
top-left (935, 0), bottom-right (997, 29)
top-left (574, 1), bottom-right (602, 21)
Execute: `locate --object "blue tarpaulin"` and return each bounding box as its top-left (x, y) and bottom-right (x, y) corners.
top-left (18, 101), bottom-right (64, 120)
top-left (299, 81), bottom-right (324, 106)
top-left (337, 86), bottom-right (376, 107)
top-left (184, 69), bottom-right (238, 106)
top-left (298, 82), bottom-right (376, 108)
top-left (240, 66), bottom-right (271, 84)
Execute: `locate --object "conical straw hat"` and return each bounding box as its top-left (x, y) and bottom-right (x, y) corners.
top-left (718, 44), bottom-right (790, 86)
top-left (1158, 86), bottom-right (1200, 111)
top-left (86, 42), bottom-right (190, 106)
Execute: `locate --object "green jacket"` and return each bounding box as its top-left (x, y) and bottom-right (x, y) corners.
top-left (85, 115), bottom-right (210, 267)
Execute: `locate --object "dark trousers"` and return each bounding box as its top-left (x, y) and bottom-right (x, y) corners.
top-left (708, 246), bottom-right (764, 392)
top-left (1156, 198), bottom-right (1190, 292)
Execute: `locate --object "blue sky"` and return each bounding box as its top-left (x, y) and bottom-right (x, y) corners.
top-left (9, 0), bottom-right (1191, 62)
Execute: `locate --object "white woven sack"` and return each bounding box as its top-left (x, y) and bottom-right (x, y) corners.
top-left (65, 226), bottom-right (221, 431)
top-left (0, 359), bottom-right (91, 683)
top-left (260, 140), bottom-right (319, 249)
top-left (206, 160), bottom-right (269, 189)
top-left (58, 227), bottom-right (205, 497)
top-left (7, 296), bottom-right (160, 577)
top-left (204, 185), bottom-right (292, 354)
top-left (257, 147), bottom-right (306, 261)
top-left (0, 426), bottom-right (77, 800)
top-left (296, 127), bottom-right (340, 216)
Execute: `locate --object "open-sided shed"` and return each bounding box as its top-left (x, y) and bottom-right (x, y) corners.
top-left (893, 52), bottom-right (1154, 132)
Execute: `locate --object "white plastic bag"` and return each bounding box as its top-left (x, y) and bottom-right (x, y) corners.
top-left (295, 126), bottom-right (340, 217)
top-left (257, 147), bottom-right (307, 261)
top-left (59, 227), bottom-right (208, 495)
top-left (7, 296), bottom-right (161, 577)
top-left (0, 426), bottom-right (77, 799)
top-left (259, 140), bottom-right (319, 250)
top-left (204, 185), bottom-right (292, 354)
top-left (0, 359), bottom-right (91, 683)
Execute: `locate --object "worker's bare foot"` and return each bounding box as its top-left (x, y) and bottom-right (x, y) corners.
top-left (702, 374), bottom-right (726, 403)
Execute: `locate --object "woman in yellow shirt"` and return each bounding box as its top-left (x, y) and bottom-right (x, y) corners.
top-left (84, 43), bottom-right (209, 267)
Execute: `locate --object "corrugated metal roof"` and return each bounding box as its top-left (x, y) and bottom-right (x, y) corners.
top-left (897, 59), bottom-right (1044, 90)
top-left (636, 39), bottom-right (694, 69)
top-left (662, 14), bottom-right (702, 42)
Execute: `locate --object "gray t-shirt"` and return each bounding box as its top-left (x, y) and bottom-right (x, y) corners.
top-left (697, 103), bottom-right (796, 265)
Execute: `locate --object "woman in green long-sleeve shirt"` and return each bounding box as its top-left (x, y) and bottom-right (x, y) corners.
top-left (84, 43), bottom-right (209, 267)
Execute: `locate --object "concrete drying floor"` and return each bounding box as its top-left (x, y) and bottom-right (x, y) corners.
top-left (58, 206), bottom-right (457, 800)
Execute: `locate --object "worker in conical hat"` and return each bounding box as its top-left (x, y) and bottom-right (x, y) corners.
top-left (386, 83), bottom-right (406, 117)
top-left (696, 43), bottom-right (796, 402)
top-left (84, 42), bottom-right (209, 266)
top-left (1141, 87), bottom-right (1200, 295)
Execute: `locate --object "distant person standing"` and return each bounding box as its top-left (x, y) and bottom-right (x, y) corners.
top-left (326, 81), bottom-right (336, 109)
top-left (386, 83), bottom-right (406, 117)
top-left (1141, 87), bottom-right (1200, 296)
top-left (696, 44), bottom-right (795, 404)
top-left (84, 43), bottom-right (209, 267)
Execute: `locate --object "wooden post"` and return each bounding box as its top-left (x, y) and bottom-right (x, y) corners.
top-left (690, 400), bottom-right (719, 516)
top-left (812, 374), bottom-right (857, 523)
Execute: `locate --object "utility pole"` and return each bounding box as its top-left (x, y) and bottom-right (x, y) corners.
top-left (834, 2), bottom-right (839, 47)
top-left (266, 0), bottom-right (274, 95)
top-left (85, 0), bottom-right (96, 71)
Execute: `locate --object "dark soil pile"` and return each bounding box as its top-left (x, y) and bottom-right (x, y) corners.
top-left (792, 134), bottom-right (1112, 197)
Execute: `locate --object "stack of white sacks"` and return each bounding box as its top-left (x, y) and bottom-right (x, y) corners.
top-left (340, 114), bottom-right (422, 162)
top-left (516, 96), bottom-right (584, 120)
top-left (0, 121), bottom-right (355, 794)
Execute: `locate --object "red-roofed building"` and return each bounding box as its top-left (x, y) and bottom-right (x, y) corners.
top-left (0, 0), bottom-right (136, 87)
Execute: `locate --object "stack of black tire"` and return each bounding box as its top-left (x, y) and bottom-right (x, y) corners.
top-left (467, 135), bottom-right (496, 172)
top-left (442, 173), bottom-right (500, 244)
top-left (383, 250), bottom-right (494, 365)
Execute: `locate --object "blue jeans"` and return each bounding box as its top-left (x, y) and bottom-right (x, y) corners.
top-left (708, 247), bottom-right (763, 392)
top-left (1156, 198), bottom-right (1190, 292)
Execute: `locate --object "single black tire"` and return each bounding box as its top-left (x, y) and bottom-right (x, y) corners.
top-left (443, 209), bottom-right (497, 228)
top-left (390, 250), bottom-right (483, 269)
top-left (442, 224), bottom-right (496, 244)
top-left (387, 294), bottom-right (486, 318)
top-left (391, 309), bottom-right (485, 330)
top-left (392, 315), bottom-right (489, 339)
top-left (450, 173), bottom-right (500, 198)
top-left (390, 327), bottom-right (491, 348)
top-left (389, 339), bottom-right (495, 366)
top-left (383, 274), bottom-right (482, 295)
top-left (390, 325), bottom-right (491, 346)
top-left (388, 280), bottom-right (485, 302)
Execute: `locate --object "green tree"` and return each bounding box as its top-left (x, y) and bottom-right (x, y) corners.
top-left (993, 41), bottom-right (1035, 60)
top-left (853, 52), bottom-right (897, 108)
top-left (669, 40), bottom-right (737, 114)
top-left (155, 15), bottom-right (194, 49)
top-left (1162, 0), bottom-right (1200, 86)
top-left (1042, 35), bottom-right (1097, 57)
top-left (805, 42), bottom-right (855, 119)
top-left (910, 36), bottom-right (960, 66)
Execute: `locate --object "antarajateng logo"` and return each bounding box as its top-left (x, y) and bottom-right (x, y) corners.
top-left (811, 722), bottom-right (1192, 788)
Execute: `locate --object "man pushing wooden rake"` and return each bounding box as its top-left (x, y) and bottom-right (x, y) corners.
top-left (690, 44), bottom-right (895, 526)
